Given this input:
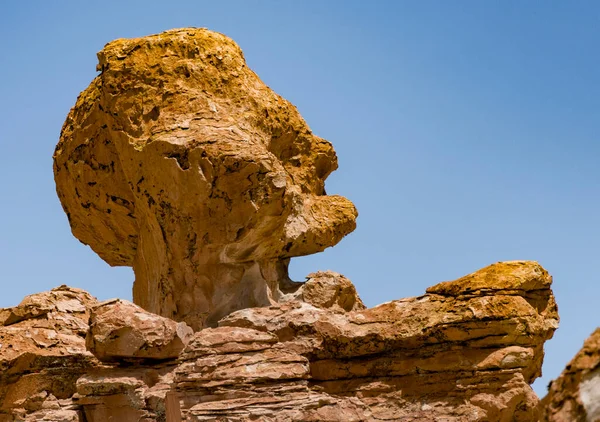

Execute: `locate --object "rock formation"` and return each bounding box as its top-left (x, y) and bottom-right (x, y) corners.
top-left (0, 28), bottom-right (568, 421)
top-left (540, 328), bottom-right (600, 421)
top-left (53, 28), bottom-right (357, 330)
top-left (87, 299), bottom-right (194, 362)
top-left (0, 286), bottom-right (100, 422)
top-left (1, 262), bottom-right (558, 421)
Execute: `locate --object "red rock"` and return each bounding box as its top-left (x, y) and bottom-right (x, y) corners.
top-left (86, 299), bottom-right (193, 362)
top-left (0, 286), bottom-right (100, 421)
top-left (0, 262), bottom-right (558, 421)
top-left (0, 27), bottom-right (565, 422)
top-left (540, 328), bottom-right (600, 421)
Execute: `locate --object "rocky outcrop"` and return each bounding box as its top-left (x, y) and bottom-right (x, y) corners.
top-left (0, 286), bottom-right (101, 421)
top-left (0, 261), bottom-right (558, 421)
top-left (0, 27), bottom-right (560, 421)
top-left (540, 328), bottom-right (600, 421)
top-left (191, 260), bottom-right (557, 422)
top-left (53, 27), bottom-right (357, 330)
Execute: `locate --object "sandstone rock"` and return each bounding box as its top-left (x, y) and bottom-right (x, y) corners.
top-left (1, 27), bottom-right (558, 422)
top-left (203, 261), bottom-right (557, 421)
top-left (74, 366), bottom-right (177, 422)
top-left (54, 27), bottom-right (357, 330)
top-left (81, 261), bottom-right (559, 421)
top-left (0, 286), bottom-right (100, 421)
top-left (0, 261), bottom-right (558, 421)
top-left (299, 271), bottom-right (365, 312)
top-left (540, 328), bottom-right (600, 421)
top-left (87, 299), bottom-right (193, 362)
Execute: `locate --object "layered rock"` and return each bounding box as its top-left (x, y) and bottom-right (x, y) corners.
top-left (7, 27), bottom-right (558, 421)
top-left (0, 261), bottom-right (559, 421)
top-left (53, 27), bottom-right (357, 330)
top-left (0, 286), bottom-right (101, 421)
top-left (74, 365), bottom-right (179, 422)
top-left (540, 328), bottom-right (600, 421)
top-left (187, 260), bottom-right (557, 421)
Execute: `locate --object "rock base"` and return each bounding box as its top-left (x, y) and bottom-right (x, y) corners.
top-left (0, 262), bottom-right (558, 421)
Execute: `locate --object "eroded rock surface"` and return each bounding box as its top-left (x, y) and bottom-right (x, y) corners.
top-left (54, 27), bottom-right (357, 330)
top-left (540, 328), bottom-right (600, 421)
top-left (299, 271), bottom-right (365, 312)
top-left (201, 260), bottom-right (557, 422)
top-left (0, 261), bottom-right (559, 421)
top-left (3, 27), bottom-right (560, 422)
top-left (87, 299), bottom-right (193, 362)
top-left (0, 286), bottom-right (101, 421)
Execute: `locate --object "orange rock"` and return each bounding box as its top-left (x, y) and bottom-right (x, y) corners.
top-left (53, 28), bottom-right (357, 330)
top-left (0, 27), bottom-right (563, 422)
top-left (300, 271), bottom-right (365, 312)
top-left (540, 328), bottom-right (600, 421)
top-left (86, 299), bottom-right (193, 362)
top-left (0, 262), bottom-right (558, 421)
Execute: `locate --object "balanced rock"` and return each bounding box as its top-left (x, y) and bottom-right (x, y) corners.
top-left (540, 328), bottom-right (600, 421)
top-left (53, 28), bottom-right (357, 330)
top-left (86, 299), bottom-right (193, 362)
top-left (0, 27), bottom-right (560, 422)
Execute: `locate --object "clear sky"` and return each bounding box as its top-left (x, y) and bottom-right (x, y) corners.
top-left (1, 1), bottom-right (598, 397)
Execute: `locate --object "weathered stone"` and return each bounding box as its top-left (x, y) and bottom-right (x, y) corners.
top-left (298, 271), bottom-right (365, 312)
top-left (86, 299), bottom-right (193, 362)
top-left (0, 262), bottom-right (558, 421)
top-left (540, 327), bottom-right (600, 421)
top-left (0, 27), bottom-right (565, 422)
top-left (166, 260), bottom-right (557, 421)
top-left (74, 366), bottom-right (176, 422)
top-left (0, 286), bottom-right (100, 421)
top-left (53, 27), bottom-right (357, 330)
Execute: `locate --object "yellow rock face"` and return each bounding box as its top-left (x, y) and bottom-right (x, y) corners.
top-left (53, 28), bottom-right (357, 329)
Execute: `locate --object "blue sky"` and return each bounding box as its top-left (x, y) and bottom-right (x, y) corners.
top-left (1, 1), bottom-right (598, 396)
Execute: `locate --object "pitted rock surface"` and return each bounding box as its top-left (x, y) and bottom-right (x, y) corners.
top-left (0, 27), bottom-right (567, 422)
top-left (54, 27), bottom-right (357, 329)
top-left (86, 299), bottom-right (193, 362)
top-left (0, 261), bottom-right (559, 421)
top-left (540, 328), bottom-right (600, 421)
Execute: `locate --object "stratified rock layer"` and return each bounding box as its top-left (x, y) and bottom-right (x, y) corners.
top-left (0, 261), bottom-right (559, 421)
top-left (540, 328), bottom-right (600, 421)
top-left (54, 28), bottom-right (357, 329)
top-left (0, 286), bottom-right (101, 422)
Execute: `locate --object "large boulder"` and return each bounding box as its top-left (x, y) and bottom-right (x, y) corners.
top-left (0, 27), bottom-right (555, 422)
top-left (53, 27), bottom-right (357, 330)
top-left (86, 299), bottom-right (193, 362)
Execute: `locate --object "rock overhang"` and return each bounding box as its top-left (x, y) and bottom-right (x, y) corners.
top-left (54, 27), bottom-right (357, 329)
